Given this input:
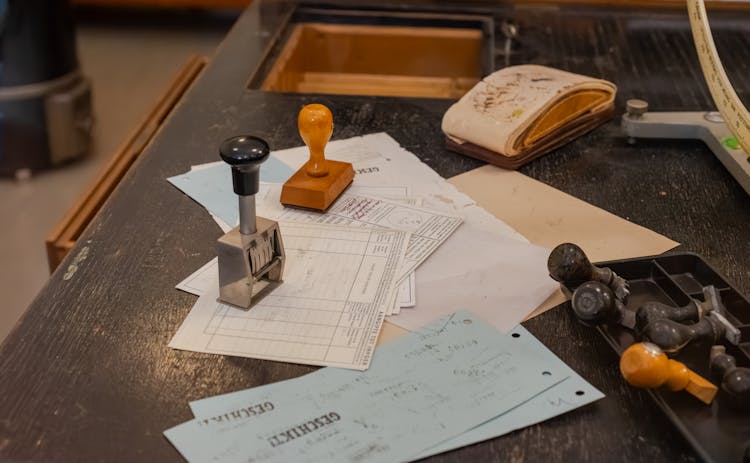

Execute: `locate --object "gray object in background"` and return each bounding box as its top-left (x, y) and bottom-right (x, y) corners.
top-left (622, 98), bottom-right (750, 196)
top-left (0, 0), bottom-right (93, 177)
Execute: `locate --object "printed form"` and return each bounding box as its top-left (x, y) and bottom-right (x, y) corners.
top-left (168, 175), bottom-right (419, 309)
top-left (256, 185), bottom-right (462, 284)
top-left (175, 257), bottom-right (417, 315)
top-left (165, 311), bottom-right (568, 463)
top-left (176, 257), bottom-right (416, 313)
top-left (275, 186), bottom-right (421, 310)
top-left (169, 222), bottom-right (409, 370)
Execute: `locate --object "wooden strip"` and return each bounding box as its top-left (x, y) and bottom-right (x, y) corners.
top-left (71, 0), bottom-right (750, 9)
top-left (261, 24), bottom-right (304, 92)
top-left (516, 0), bottom-right (750, 8)
top-left (72, 0), bottom-right (249, 7)
top-left (298, 23), bottom-right (483, 40)
top-left (295, 72), bottom-right (476, 98)
top-left (45, 55), bottom-right (207, 272)
top-left (261, 22), bottom-right (483, 96)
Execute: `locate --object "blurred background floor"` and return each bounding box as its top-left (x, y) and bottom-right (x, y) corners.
top-left (0, 7), bottom-right (237, 343)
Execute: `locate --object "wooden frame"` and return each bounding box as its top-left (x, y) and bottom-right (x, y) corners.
top-left (70, 1), bottom-right (750, 9)
top-left (517, 0), bottom-right (750, 7)
top-left (261, 23), bottom-right (483, 99)
top-left (72, 0), bottom-right (249, 7)
top-left (45, 55), bottom-right (206, 272)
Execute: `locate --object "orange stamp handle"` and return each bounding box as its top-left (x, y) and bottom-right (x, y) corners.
top-left (620, 342), bottom-right (718, 404)
top-left (298, 104), bottom-right (332, 178)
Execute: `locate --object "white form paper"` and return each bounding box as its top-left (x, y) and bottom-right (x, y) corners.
top-left (272, 133), bottom-right (558, 332)
top-left (339, 183), bottom-right (424, 310)
top-left (175, 180), bottom-right (419, 310)
top-left (256, 185), bottom-right (462, 285)
top-left (176, 257), bottom-right (416, 314)
top-left (272, 133), bottom-right (524, 241)
top-left (262, 183), bottom-right (420, 312)
top-left (175, 258), bottom-right (218, 296)
top-left (169, 222), bottom-right (409, 370)
top-left (172, 172), bottom-right (418, 310)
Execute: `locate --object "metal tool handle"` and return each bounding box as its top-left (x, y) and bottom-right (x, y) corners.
top-left (219, 135), bottom-right (270, 235)
top-left (620, 342), bottom-right (717, 404)
top-left (571, 281), bottom-right (634, 329)
top-left (710, 346), bottom-right (750, 412)
top-left (298, 104), bottom-right (332, 178)
top-left (547, 243), bottom-right (630, 298)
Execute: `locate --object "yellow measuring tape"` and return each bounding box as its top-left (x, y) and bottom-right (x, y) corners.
top-left (688, 0), bottom-right (750, 153)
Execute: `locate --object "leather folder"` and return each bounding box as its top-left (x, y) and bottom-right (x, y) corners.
top-left (442, 65), bottom-right (617, 169)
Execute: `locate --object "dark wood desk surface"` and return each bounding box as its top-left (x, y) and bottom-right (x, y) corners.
top-left (2, 2), bottom-right (750, 462)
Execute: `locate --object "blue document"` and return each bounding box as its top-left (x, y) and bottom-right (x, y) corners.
top-left (413, 325), bottom-right (603, 459)
top-left (165, 311), bottom-right (571, 463)
top-left (167, 157), bottom-right (294, 226)
top-left (187, 325), bottom-right (603, 461)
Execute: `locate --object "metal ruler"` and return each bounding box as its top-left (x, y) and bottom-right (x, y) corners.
top-left (622, 2), bottom-right (750, 196)
top-left (688, 0), bottom-right (750, 154)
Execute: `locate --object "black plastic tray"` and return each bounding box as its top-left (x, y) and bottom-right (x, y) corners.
top-left (560, 253), bottom-right (750, 463)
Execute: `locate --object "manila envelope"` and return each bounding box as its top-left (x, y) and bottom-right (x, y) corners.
top-left (447, 165), bottom-right (679, 320)
top-left (378, 165), bottom-right (678, 343)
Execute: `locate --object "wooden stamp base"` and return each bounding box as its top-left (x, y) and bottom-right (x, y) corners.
top-left (280, 160), bottom-right (354, 211)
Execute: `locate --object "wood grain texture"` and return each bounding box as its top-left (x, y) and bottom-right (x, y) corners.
top-left (73, 0), bottom-right (250, 7)
top-left (261, 22), bottom-right (482, 98)
top-left (280, 160), bottom-right (354, 210)
top-left (69, 0), bottom-right (750, 10)
top-left (45, 56), bottom-right (206, 272)
top-left (2, 1), bottom-right (750, 462)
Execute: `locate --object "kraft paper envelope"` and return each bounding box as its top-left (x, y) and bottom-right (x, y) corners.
top-left (376, 164), bottom-right (679, 343)
top-left (447, 165), bottom-right (679, 320)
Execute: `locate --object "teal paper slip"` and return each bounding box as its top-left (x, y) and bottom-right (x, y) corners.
top-left (165, 311), bottom-right (571, 463)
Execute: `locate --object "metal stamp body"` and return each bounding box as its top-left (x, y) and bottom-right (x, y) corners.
top-left (217, 135), bottom-right (285, 309)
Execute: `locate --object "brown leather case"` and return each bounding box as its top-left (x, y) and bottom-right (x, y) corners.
top-left (446, 98), bottom-right (614, 170)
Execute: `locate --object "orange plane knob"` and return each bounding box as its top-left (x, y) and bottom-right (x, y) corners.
top-left (280, 104), bottom-right (355, 211)
top-left (299, 104), bottom-right (332, 177)
top-left (620, 342), bottom-right (718, 404)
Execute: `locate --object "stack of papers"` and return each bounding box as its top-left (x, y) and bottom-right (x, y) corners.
top-left (164, 133), bottom-right (604, 461)
top-left (168, 133), bottom-right (558, 370)
top-left (165, 311), bottom-right (603, 462)
top-left (171, 222), bottom-right (409, 369)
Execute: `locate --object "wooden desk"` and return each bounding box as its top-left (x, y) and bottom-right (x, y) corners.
top-left (2, 1), bottom-right (749, 461)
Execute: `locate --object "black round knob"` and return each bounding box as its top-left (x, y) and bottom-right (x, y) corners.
top-left (571, 281), bottom-right (619, 326)
top-left (641, 316), bottom-right (723, 354)
top-left (220, 135), bottom-right (270, 165)
top-left (548, 243), bottom-right (594, 285)
top-left (710, 347), bottom-right (750, 412)
top-left (219, 135), bottom-right (270, 196)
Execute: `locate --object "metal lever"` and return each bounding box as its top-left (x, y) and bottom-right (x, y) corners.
top-left (621, 98), bottom-right (750, 197)
top-left (635, 285), bottom-right (722, 335)
top-left (217, 135), bottom-right (285, 309)
top-left (638, 286), bottom-right (740, 353)
top-left (641, 314), bottom-right (740, 354)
